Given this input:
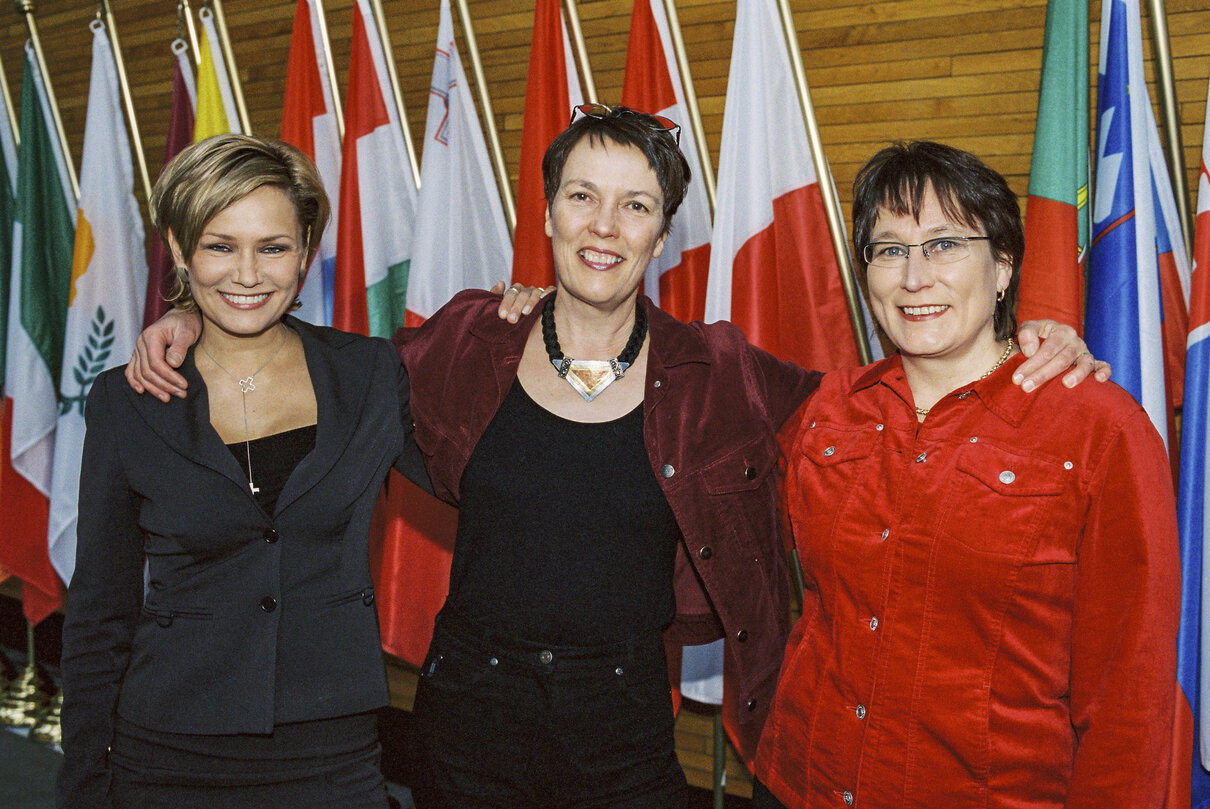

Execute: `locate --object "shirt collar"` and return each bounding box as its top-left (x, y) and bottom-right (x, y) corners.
top-left (848, 350), bottom-right (1035, 427)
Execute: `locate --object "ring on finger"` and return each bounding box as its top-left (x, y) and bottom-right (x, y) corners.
top-left (507, 286), bottom-right (521, 294)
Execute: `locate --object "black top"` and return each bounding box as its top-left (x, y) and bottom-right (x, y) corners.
top-left (227, 424), bottom-right (317, 515)
top-left (447, 379), bottom-right (679, 645)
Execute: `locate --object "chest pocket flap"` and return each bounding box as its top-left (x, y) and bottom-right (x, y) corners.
top-left (800, 427), bottom-right (878, 469)
top-left (955, 446), bottom-right (1065, 497)
top-left (701, 437), bottom-right (776, 495)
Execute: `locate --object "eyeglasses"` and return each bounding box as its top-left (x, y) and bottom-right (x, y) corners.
top-left (862, 236), bottom-right (991, 268)
top-left (570, 103), bottom-right (682, 145)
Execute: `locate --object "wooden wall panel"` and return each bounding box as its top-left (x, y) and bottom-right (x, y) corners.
top-left (4, 0), bottom-right (1207, 797)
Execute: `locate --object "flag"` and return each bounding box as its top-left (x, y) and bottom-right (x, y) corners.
top-left (1017, 0), bottom-right (1089, 333)
top-left (47, 20), bottom-right (148, 587)
top-left (281, 0), bottom-right (342, 327)
top-left (1148, 112), bottom-right (1191, 419)
top-left (369, 0), bottom-right (514, 666)
top-left (621, 0), bottom-right (711, 323)
top-left (144, 39), bottom-right (195, 326)
top-left (333, 0), bottom-right (417, 338)
top-left (193, 7), bottom-right (240, 141)
top-left (704, 0), bottom-right (870, 374)
top-left (1174, 67), bottom-right (1210, 809)
top-left (1086, 0), bottom-right (1187, 450)
top-left (509, 0), bottom-right (582, 289)
top-left (0, 43), bottom-right (76, 624)
top-left (403, 0), bottom-right (509, 324)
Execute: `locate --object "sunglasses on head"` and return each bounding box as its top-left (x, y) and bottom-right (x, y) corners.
top-left (569, 103), bottom-right (682, 145)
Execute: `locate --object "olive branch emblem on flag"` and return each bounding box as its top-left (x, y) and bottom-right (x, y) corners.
top-left (58, 305), bottom-right (112, 416)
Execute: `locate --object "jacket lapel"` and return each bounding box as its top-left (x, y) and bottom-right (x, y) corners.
top-left (123, 347), bottom-right (254, 496)
top-left (274, 319), bottom-right (371, 514)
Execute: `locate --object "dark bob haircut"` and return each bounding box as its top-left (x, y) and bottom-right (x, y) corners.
top-left (541, 105), bottom-right (690, 236)
top-left (852, 140), bottom-right (1024, 341)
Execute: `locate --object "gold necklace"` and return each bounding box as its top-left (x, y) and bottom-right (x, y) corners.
top-left (199, 326), bottom-right (289, 494)
top-left (914, 337), bottom-right (1015, 417)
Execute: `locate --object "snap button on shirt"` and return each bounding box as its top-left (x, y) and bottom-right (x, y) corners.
top-left (843, 790), bottom-right (854, 805)
top-left (538, 650), bottom-right (553, 664)
top-left (999, 470), bottom-right (1016, 484)
top-left (660, 464), bottom-right (675, 479)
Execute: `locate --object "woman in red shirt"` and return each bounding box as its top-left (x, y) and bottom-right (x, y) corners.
top-left (754, 141), bottom-right (1179, 809)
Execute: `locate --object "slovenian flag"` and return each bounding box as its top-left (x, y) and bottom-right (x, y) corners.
top-left (280, 0), bottom-right (343, 327)
top-left (620, 0), bottom-right (711, 323)
top-left (1086, 0), bottom-right (1183, 450)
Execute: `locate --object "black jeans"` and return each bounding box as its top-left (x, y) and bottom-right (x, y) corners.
top-left (409, 611), bottom-right (687, 809)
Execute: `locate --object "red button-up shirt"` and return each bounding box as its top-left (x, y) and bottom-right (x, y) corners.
top-left (398, 290), bottom-right (820, 751)
top-left (756, 353), bottom-right (1179, 809)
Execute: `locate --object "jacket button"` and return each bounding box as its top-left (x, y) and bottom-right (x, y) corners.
top-left (263, 528), bottom-right (278, 543)
top-left (746, 698), bottom-right (757, 712)
top-left (156, 613), bottom-right (173, 628)
top-left (362, 590), bottom-right (375, 606)
top-left (744, 465), bottom-right (757, 480)
top-left (698, 546), bottom-right (713, 560)
top-left (843, 790), bottom-right (854, 805)
top-left (260, 597), bottom-right (277, 612)
top-left (736, 629), bottom-right (749, 642)
top-left (661, 464), bottom-right (675, 478)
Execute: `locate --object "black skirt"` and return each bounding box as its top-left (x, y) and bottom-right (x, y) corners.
top-left (107, 712), bottom-right (387, 809)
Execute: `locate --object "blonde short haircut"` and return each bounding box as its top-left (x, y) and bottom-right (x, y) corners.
top-left (149, 134), bottom-right (330, 311)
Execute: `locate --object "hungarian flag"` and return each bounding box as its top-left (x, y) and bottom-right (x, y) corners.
top-left (508, 0), bottom-right (582, 289)
top-left (0, 43), bottom-right (75, 623)
top-left (333, 0), bottom-right (416, 338)
top-left (704, 0), bottom-right (867, 374)
top-left (372, 0), bottom-right (513, 667)
top-left (47, 20), bottom-right (148, 586)
top-left (1017, 0), bottom-right (1089, 332)
top-left (280, 0), bottom-right (342, 327)
top-left (193, 6), bottom-right (240, 141)
top-left (1174, 67), bottom-right (1210, 809)
top-left (620, 0), bottom-right (711, 323)
top-left (143, 39), bottom-right (195, 326)
top-left (1086, 0), bottom-right (1187, 452)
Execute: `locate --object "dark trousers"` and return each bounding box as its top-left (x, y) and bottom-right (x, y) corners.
top-left (409, 611), bottom-right (687, 809)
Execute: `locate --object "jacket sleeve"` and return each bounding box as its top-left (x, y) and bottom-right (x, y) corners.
top-left (386, 340), bottom-right (433, 495)
top-left (743, 340), bottom-right (822, 432)
top-left (56, 375), bottom-right (146, 809)
top-left (1065, 408), bottom-right (1179, 808)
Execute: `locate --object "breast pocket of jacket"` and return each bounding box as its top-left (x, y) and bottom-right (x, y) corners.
top-left (938, 445), bottom-right (1067, 562)
top-left (796, 426), bottom-right (881, 555)
top-left (699, 436), bottom-right (779, 553)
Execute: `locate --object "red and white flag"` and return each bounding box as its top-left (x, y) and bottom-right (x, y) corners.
top-left (705, 0), bottom-right (868, 373)
top-left (509, 0), bottom-right (582, 289)
top-left (621, 0), bottom-right (711, 322)
top-left (334, 0), bottom-right (416, 338)
top-left (372, 0), bottom-right (513, 667)
top-left (281, 0), bottom-right (342, 327)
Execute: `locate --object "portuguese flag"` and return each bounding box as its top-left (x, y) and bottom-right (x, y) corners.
top-left (1018, 0), bottom-right (1089, 333)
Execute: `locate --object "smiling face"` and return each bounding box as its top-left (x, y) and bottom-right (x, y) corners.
top-left (866, 185), bottom-right (1012, 369)
top-left (169, 185), bottom-right (306, 340)
top-left (545, 137), bottom-right (668, 311)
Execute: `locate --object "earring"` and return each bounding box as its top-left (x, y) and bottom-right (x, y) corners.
top-left (996, 288), bottom-right (1006, 302)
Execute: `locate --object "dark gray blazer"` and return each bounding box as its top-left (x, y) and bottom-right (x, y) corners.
top-left (57, 317), bottom-right (428, 808)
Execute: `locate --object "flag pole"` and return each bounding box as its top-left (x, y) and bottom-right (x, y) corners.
top-left (1146, 0), bottom-right (1193, 257)
top-left (772, 0), bottom-right (871, 364)
top-left (562, 0), bottom-right (597, 101)
top-left (0, 44), bottom-right (17, 151)
top-left (311, 0), bottom-right (343, 139)
top-left (661, 0), bottom-right (715, 215)
top-left (454, 0), bottom-right (516, 234)
top-left (14, 0), bottom-right (79, 202)
top-left (178, 0), bottom-right (200, 67)
top-left (205, 0), bottom-right (251, 135)
top-left (368, 0), bottom-right (421, 189)
top-left (98, 2), bottom-right (152, 202)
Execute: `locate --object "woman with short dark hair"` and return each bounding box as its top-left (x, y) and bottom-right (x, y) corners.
top-left (753, 141), bottom-right (1179, 809)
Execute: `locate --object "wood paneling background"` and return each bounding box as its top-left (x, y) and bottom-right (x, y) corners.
top-left (5, 0), bottom-right (1208, 797)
